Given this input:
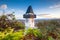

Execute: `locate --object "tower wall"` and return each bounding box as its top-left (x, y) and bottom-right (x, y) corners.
top-left (25, 18), bottom-right (35, 29)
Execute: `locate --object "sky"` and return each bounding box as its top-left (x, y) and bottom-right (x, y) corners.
top-left (0, 0), bottom-right (60, 19)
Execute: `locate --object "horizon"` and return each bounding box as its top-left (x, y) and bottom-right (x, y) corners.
top-left (0, 0), bottom-right (60, 19)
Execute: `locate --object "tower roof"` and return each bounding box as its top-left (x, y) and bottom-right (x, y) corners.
top-left (23, 5), bottom-right (36, 18)
top-left (26, 5), bottom-right (34, 13)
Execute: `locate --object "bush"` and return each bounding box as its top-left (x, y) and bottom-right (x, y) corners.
top-left (0, 28), bottom-right (24, 40)
top-left (23, 28), bottom-right (43, 40)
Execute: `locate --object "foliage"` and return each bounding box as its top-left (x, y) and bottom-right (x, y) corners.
top-left (0, 14), bottom-right (25, 31)
top-left (36, 20), bottom-right (60, 40)
top-left (0, 28), bottom-right (24, 40)
top-left (47, 36), bottom-right (54, 40)
top-left (0, 27), bottom-right (60, 40)
top-left (22, 28), bottom-right (42, 40)
top-left (0, 14), bottom-right (60, 40)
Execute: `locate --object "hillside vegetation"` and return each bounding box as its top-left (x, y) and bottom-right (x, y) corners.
top-left (0, 14), bottom-right (60, 40)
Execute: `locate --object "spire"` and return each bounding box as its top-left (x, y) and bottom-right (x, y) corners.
top-left (26, 5), bottom-right (34, 13)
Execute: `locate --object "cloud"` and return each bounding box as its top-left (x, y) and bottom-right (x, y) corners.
top-left (0, 4), bottom-right (60, 19)
top-left (37, 14), bottom-right (60, 19)
top-left (33, 5), bottom-right (60, 19)
top-left (14, 9), bottom-right (25, 19)
top-left (0, 10), bottom-right (3, 15)
top-left (49, 4), bottom-right (60, 9)
top-left (0, 4), bottom-right (7, 9)
top-left (0, 4), bottom-right (24, 19)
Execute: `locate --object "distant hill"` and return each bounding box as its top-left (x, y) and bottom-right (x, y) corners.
top-left (17, 18), bottom-right (60, 24)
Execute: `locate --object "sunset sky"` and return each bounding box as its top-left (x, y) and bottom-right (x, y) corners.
top-left (0, 0), bottom-right (60, 19)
